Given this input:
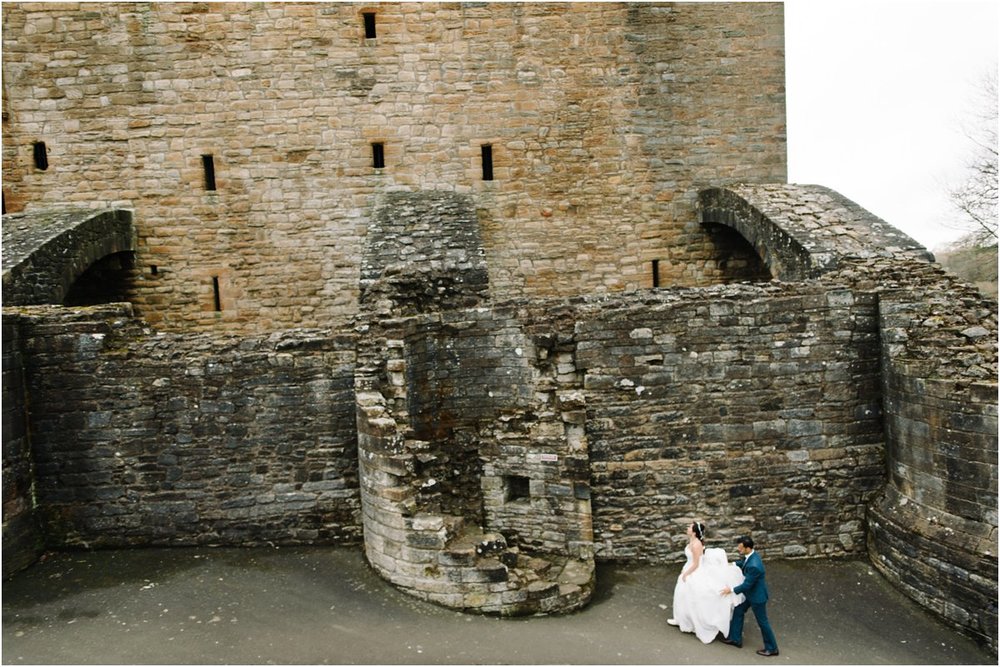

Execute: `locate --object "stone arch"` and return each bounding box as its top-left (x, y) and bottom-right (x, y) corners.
top-left (699, 187), bottom-right (817, 280)
top-left (63, 250), bottom-right (137, 307)
top-left (699, 184), bottom-right (933, 282)
top-left (701, 222), bottom-right (774, 283)
top-left (1, 209), bottom-right (136, 306)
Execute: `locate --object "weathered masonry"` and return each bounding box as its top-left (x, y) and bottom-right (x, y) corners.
top-left (2, 1), bottom-right (996, 651)
top-left (2, 2), bottom-right (785, 331)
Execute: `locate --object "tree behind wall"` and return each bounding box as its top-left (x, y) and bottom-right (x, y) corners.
top-left (947, 71), bottom-right (998, 246)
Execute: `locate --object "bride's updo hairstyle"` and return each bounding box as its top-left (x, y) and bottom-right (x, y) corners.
top-left (691, 522), bottom-right (706, 543)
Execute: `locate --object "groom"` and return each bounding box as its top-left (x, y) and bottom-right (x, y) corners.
top-left (719, 536), bottom-right (779, 657)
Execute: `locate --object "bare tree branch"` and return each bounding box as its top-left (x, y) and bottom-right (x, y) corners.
top-left (947, 70), bottom-right (999, 246)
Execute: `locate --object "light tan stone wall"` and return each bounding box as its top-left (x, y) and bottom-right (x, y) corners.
top-left (2, 2), bottom-right (785, 332)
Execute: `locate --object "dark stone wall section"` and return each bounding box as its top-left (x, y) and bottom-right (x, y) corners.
top-left (870, 277), bottom-right (998, 650)
top-left (1, 317), bottom-right (43, 577)
top-left (575, 284), bottom-right (886, 560)
top-left (404, 311), bottom-right (534, 442)
top-left (359, 191), bottom-right (490, 317)
top-left (6, 304), bottom-right (361, 549)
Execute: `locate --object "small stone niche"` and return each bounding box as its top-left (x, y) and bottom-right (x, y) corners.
top-left (504, 475), bottom-right (530, 503)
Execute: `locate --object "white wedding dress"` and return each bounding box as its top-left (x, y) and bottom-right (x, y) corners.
top-left (671, 545), bottom-right (746, 643)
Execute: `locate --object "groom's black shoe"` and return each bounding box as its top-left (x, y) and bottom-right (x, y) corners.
top-left (718, 638), bottom-right (741, 648)
top-left (756, 649), bottom-right (779, 657)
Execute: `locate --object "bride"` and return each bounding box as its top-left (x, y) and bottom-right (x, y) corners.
top-left (667, 522), bottom-right (745, 644)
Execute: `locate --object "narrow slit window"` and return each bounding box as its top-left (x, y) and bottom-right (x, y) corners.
top-left (150, 265), bottom-right (158, 276)
top-left (33, 141), bottom-right (48, 171)
top-left (651, 259), bottom-right (660, 288)
top-left (481, 144), bottom-right (494, 181)
top-left (371, 142), bottom-right (385, 169)
top-left (212, 276), bottom-right (222, 311)
top-left (362, 12), bottom-right (377, 39)
top-left (202, 154), bottom-right (217, 191)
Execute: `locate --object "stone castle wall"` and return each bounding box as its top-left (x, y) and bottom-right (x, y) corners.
top-left (1, 316), bottom-right (42, 577)
top-left (576, 284), bottom-right (885, 559)
top-left (2, 213), bottom-right (996, 643)
top-left (4, 304), bottom-right (361, 549)
top-left (5, 282), bottom-right (886, 560)
top-left (2, 2), bottom-right (785, 332)
top-left (2, 0), bottom-right (996, 649)
top-left (869, 271), bottom-right (998, 649)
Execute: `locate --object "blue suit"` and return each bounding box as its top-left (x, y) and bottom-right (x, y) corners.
top-left (728, 550), bottom-right (778, 652)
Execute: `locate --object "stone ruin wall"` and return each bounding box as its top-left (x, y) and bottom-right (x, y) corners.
top-left (868, 266), bottom-right (998, 647)
top-left (1, 2), bottom-right (785, 333)
top-left (3, 212), bottom-right (996, 643)
top-left (5, 281), bottom-right (884, 560)
top-left (1, 316), bottom-right (38, 576)
top-left (1, 0), bottom-right (996, 650)
top-left (2, 304), bottom-right (362, 562)
top-left (576, 284), bottom-right (885, 560)
top-left (354, 306), bottom-right (598, 615)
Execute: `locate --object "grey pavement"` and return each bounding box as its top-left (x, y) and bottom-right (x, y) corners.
top-left (1, 546), bottom-right (993, 665)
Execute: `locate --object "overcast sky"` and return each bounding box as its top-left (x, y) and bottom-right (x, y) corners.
top-left (784, 0), bottom-right (998, 251)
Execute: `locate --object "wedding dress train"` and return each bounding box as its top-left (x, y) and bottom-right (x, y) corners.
top-left (671, 545), bottom-right (746, 644)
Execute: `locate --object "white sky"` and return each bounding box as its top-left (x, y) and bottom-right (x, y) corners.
top-left (784, 0), bottom-right (999, 251)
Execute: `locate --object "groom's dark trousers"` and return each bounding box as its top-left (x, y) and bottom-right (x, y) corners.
top-left (729, 551), bottom-right (778, 652)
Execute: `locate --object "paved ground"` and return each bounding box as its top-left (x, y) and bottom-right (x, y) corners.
top-left (1, 546), bottom-right (993, 665)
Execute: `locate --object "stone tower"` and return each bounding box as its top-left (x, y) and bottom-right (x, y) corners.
top-left (2, 2), bottom-right (785, 332)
